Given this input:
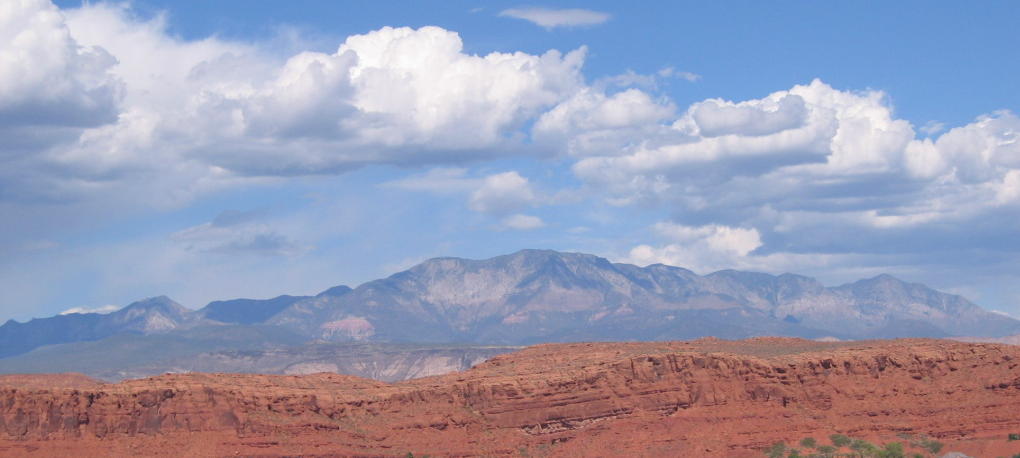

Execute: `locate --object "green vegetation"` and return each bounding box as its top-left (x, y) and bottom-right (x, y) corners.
top-left (1009, 432), bottom-right (1020, 441)
top-left (764, 433), bottom-right (947, 458)
top-left (880, 442), bottom-right (904, 457)
top-left (849, 438), bottom-right (879, 455)
top-left (909, 436), bottom-right (943, 455)
top-left (766, 442), bottom-right (788, 458)
top-left (830, 434), bottom-right (852, 448)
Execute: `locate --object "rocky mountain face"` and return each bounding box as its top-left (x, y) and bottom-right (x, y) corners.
top-left (2, 339), bottom-right (1020, 457)
top-left (1, 249), bottom-right (1017, 365)
top-left (264, 249), bottom-right (1020, 343)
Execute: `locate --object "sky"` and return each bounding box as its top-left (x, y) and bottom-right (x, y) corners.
top-left (2, 0), bottom-right (1019, 321)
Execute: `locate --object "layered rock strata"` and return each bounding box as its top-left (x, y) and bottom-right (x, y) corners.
top-left (2, 338), bottom-right (1020, 457)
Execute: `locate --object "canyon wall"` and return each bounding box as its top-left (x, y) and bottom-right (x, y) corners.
top-left (2, 338), bottom-right (1020, 457)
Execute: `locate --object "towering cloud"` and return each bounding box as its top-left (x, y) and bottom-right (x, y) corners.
top-left (0, 0), bottom-right (120, 134)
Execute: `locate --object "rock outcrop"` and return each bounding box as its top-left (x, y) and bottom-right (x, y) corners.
top-left (2, 338), bottom-right (1020, 457)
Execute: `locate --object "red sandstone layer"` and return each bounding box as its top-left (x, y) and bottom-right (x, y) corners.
top-left (2, 338), bottom-right (1020, 457)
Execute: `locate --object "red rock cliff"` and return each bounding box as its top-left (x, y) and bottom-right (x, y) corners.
top-left (2, 338), bottom-right (1020, 457)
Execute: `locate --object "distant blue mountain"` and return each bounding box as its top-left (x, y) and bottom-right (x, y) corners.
top-left (2, 250), bottom-right (1018, 362)
top-left (199, 295), bottom-right (310, 325)
top-left (0, 296), bottom-right (192, 358)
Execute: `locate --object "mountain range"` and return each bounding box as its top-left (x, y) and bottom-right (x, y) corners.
top-left (2, 249), bottom-right (1018, 379)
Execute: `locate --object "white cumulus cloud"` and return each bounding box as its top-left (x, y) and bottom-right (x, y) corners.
top-left (534, 88), bottom-right (675, 157)
top-left (468, 171), bottom-right (538, 214)
top-left (573, 79), bottom-right (1020, 233)
top-left (0, 0), bottom-right (120, 134)
top-left (2, 2), bottom-right (592, 209)
top-left (627, 223), bottom-right (762, 273)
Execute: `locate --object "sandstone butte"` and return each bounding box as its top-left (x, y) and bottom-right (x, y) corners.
top-left (2, 338), bottom-right (1020, 457)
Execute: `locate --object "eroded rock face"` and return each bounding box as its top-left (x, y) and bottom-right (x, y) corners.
top-left (2, 338), bottom-right (1020, 457)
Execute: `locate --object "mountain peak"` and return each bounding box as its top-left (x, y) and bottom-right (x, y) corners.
top-left (407, 249), bottom-right (609, 276)
top-left (503, 249), bottom-right (614, 269)
top-left (317, 285), bottom-right (353, 297)
top-left (110, 296), bottom-right (193, 333)
top-left (869, 273), bottom-right (902, 282)
top-left (120, 296), bottom-right (188, 313)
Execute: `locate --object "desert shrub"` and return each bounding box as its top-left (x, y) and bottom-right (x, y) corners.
top-left (877, 441), bottom-right (904, 458)
top-left (799, 437), bottom-right (817, 448)
top-left (1009, 433), bottom-right (1020, 441)
top-left (766, 442), bottom-right (787, 458)
top-left (916, 438), bottom-right (942, 454)
top-left (830, 434), bottom-right (852, 447)
top-left (787, 450), bottom-right (802, 458)
top-left (816, 445), bottom-right (837, 455)
top-left (849, 438), bottom-right (869, 450)
top-left (850, 438), bottom-right (879, 455)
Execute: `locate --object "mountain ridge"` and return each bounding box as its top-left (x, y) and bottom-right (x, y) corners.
top-left (1, 249), bottom-right (1017, 362)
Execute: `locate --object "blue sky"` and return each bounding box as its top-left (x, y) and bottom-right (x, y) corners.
top-left (3, 1), bottom-right (1019, 321)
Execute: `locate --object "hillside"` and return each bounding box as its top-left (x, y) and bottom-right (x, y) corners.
top-left (2, 338), bottom-right (1020, 457)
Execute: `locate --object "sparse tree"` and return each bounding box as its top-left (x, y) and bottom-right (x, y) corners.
top-left (817, 445), bottom-right (837, 456)
top-left (877, 441), bottom-right (904, 458)
top-left (800, 437), bottom-right (817, 449)
top-left (830, 434), bottom-right (852, 448)
top-left (917, 438), bottom-right (942, 455)
top-left (766, 442), bottom-right (787, 458)
top-left (849, 438), bottom-right (878, 456)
